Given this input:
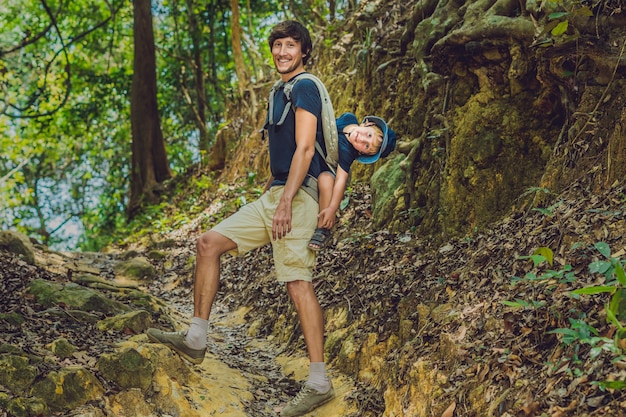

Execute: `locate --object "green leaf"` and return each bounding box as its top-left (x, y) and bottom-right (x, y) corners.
top-left (595, 242), bottom-right (611, 258)
top-left (501, 300), bottom-right (524, 308)
top-left (589, 260), bottom-right (612, 274)
top-left (571, 286), bottom-right (615, 295)
top-left (551, 21), bottom-right (569, 36)
top-left (606, 306), bottom-right (619, 327)
top-left (340, 194), bottom-right (350, 210)
top-left (533, 247), bottom-right (553, 266)
top-left (593, 380), bottom-right (626, 390)
top-left (548, 11), bottom-right (569, 20)
top-left (615, 262), bottom-right (626, 286)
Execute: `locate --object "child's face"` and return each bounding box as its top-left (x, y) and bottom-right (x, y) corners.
top-left (347, 124), bottom-right (380, 156)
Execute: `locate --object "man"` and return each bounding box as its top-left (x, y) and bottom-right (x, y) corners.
top-left (146, 20), bottom-right (334, 417)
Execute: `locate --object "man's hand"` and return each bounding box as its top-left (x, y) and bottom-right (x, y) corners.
top-left (272, 198), bottom-right (293, 240)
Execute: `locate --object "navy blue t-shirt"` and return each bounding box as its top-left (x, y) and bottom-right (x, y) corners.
top-left (268, 73), bottom-right (324, 186)
top-left (335, 112), bottom-right (360, 173)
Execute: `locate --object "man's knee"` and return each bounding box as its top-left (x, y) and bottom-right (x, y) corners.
top-left (196, 230), bottom-right (234, 257)
top-left (285, 280), bottom-right (313, 300)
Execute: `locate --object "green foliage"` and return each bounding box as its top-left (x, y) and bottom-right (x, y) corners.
top-left (511, 247), bottom-right (575, 285)
top-left (501, 298), bottom-right (546, 310)
top-left (528, 242), bottom-right (626, 389)
top-left (534, 0), bottom-right (594, 48)
top-left (547, 318), bottom-right (620, 359)
top-left (532, 201), bottom-right (562, 217)
top-left (571, 242), bottom-right (626, 332)
top-left (506, 243), bottom-right (626, 388)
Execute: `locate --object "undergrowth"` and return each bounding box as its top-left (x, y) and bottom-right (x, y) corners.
top-left (506, 242), bottom-right (626, 390)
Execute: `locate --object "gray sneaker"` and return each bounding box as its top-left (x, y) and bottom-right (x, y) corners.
top-left (280, 383), bottom-right (335, 416)
top-left (146, 328), bottom-right (206, 364)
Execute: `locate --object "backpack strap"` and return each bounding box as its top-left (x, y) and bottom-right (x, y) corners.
top-left (262, 73), bottom-right (339, 174)
top-left (259, 80), bottom-right (284, 141)
top-left (275, 79), bottom-right (296, 127)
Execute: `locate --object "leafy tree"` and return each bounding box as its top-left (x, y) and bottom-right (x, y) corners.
top-left (0, 0), bottom-right (346, 249)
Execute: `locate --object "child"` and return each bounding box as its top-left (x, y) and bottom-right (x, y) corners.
top-left (308, 112), bottom-right (397, 250)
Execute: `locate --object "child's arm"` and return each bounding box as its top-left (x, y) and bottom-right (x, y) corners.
top-left (317, 166), bottom-right (350, 228)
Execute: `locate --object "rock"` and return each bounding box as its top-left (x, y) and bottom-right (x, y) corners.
top-left (46, 337), bottom-right (77, 359)
top-left (0, 230), bottom-right (36, 265)
top-left (0, 354), bottom-right (37, 393)
top-left (97, 348), bottom-right (154, 391)
top-left (28, 279), bottom-right (129, 315)
top-left (114, 257), bottom-right (157, 281)
top-left (107, 388), bottom-right (153, 416)
top-left (0, 311), bottom-right (25, 326)
top-left (30, 366), bottom-right (105, 412)
top-left (3, 395), bottom-right (48, 417)
top-left (370, 154), bottom-right (407, 229)
top-left (97, 310), bottom-right (153, 334)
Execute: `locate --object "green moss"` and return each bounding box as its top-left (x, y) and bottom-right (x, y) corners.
top-left (30, 366), bottom-right (104, 412)
top-left (0, 312), bottom-right (25, 326)
top-left (97, 348), bottom-right (154, 391)
top-left (0, 355), bottom-right (37, 393)
top-left (28, 279), bottom-right (128, 314)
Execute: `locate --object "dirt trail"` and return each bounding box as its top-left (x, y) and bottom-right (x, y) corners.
top-left (84, 248), bottom-right (359, 416)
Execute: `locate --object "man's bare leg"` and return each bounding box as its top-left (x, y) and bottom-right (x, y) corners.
top-left (146, 230), bottom-right (236, 363)
top-left (286, 280), bottom-right (331, 389)
top-left (192, 230), bottom-right (237, 319)
top-left (184, 230), bottom-right (237, 348)
top-left (280, 280), bottom-right (333, 416)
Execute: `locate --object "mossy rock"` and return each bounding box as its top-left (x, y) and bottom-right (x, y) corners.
top-left (371, 154), bottom-right (406, 229)
top-left (6, 396), bottom-right (49, 417)
top-left (28, 279), bottom-right (129, 315)
top-left (0, 354), bottom-right (37, 393)
top-left (45, 338), bottom-right (77, 359)
top-left (97, 310), bottom-right (153, 334)
top-left (0, 230), bottom-right (36, 265)
top-left (97, 348), bottom-right (154, 391)
top-left (121, 290), bottom-right (167, 314)
top-left (147, 249), bottom-right (167, 260)
top-left (113, 257), bottom-right (156, 281)
top-left (30, 366), bottom-right (105, 412)
top-left (0, 311), bottom-right (26, 326)
top-left (0, 344), bottom-right (24, 355)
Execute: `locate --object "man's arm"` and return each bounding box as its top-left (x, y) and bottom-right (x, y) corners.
top-left (272, 106), bottom-right (317, 240)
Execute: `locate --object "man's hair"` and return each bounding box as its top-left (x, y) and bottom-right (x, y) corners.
top-left (268, 20), bottom-right (313, 65)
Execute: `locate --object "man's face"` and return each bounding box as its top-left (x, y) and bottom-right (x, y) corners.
top-left (271, 36), bottom-right (305, 76)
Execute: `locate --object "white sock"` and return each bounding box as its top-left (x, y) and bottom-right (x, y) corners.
top-left (306, 362), bottom-right (331, 393)
top-left (185, 317), bottom-right (208, 350)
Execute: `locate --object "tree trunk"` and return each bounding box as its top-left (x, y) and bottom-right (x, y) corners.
top-left (229, 0), bottom-right (248, 97)
top-left (184, 0), bottom-right (210, 153)
top-left (129, 0), bottom-right (172, 217)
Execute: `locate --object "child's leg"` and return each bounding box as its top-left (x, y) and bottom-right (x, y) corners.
top-left (308, 172), bottom-right (334, 251)
top-left (317, 172), bottom-right (334, 227)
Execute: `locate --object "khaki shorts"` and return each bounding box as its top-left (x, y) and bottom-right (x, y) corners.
top-left (212, 186), bottom-right (319, 282)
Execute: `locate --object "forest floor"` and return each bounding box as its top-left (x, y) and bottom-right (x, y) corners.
top-left (3, 180), bottom-right (626, 416)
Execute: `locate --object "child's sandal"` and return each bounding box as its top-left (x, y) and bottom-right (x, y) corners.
top-left (308, 227), bottom-right (331, 251)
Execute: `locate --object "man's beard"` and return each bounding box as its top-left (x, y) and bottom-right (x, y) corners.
top-left (275, 56), bottom-right (303, 74)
